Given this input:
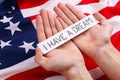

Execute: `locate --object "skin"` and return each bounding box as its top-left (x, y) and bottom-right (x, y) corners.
top-left (54, 3), bottom-right (113, 59)
top-left (34, 9), bottom-right (93, 80)
top-left (54, 3), bottom-right (120, 80)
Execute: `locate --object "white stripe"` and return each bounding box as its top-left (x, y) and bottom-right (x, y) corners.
top-left (0, 57), bottom-right (39, 80)
top-left (76, 0), bottom-right (119, 14)
top-left (89, 67), bottom-right (104, 80)
top-left (32, 19), bottom-right (36, 29)
top-left (108, 16), bottom-right (120, 35)
top-left (45, 75), bottom-right (66, 80)
top-left (21, 0), bottom-right (81, 18)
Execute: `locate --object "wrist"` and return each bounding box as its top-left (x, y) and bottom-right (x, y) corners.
top-left (92, 41), bottom-right (120, 79)
top-left (92, 41), bottom-right (112, 60)
top-left (62, 63), bottom-right (93, 80)
top-left (93, 40), bottom-right (120, 66)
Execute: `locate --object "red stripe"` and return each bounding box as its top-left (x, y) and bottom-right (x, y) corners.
top-left (111, 31), bottom-right (120, 52)
top-left (84, 55), bottom-right (98, 70)
top-left (97, 75), bottom-right (110, 80)
top-left (30, 15), bottom-right (37, 20)
top-left (99, 1), bottom-right (120, 19)
top-left (78, 0), bottom-right (100, 5)
top-left (17, 0), bottom-right (48, 9)
top-left (6, 66), bottom-right (59, 80)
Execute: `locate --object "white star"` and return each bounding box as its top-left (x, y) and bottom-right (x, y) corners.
top-left (19, 41), bottom-right (35, 53)
top-left (0, 16), bottom-right (13, 23)
top-left (5, 22), bottom-right (22, 36)
top-left (0, 40), bottom-right (12, 49)
top-left (12, 6), bottom-right (15, 10)
top-left (8, 11), bottom-right (12, 13)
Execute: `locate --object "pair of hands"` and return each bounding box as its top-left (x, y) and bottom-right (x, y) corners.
top-left (34, 3), bottom-right (113, 77)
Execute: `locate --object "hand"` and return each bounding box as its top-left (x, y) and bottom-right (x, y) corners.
top-left (54, 3), bottom-right (113, 59)
top-left (34, 9), bottom-right (84, 75)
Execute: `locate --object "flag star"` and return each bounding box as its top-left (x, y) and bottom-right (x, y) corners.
top-left (19, 41), bottom-right (35, 53)
top-left (8, 11), bottom-right (12, 13)
top-left (12, 6), bottom-right (15, 10)
top-left (5, 21), bottom-right (22, 36)
top-left (0, 16), bottom-right (13, 23)
top-left (0, 40), bottom-right (12, 49)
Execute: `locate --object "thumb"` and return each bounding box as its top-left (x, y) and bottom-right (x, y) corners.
top-left (94, 12), bottom-right (108, 26)
top-left (94, 12), bottom-right (113, 35)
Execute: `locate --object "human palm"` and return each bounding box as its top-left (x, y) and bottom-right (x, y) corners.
top-left (38, 41), bottom-right (83, 73)
top-left (73, 23), bottom-right (112, 58)
top-left (35, 9), bottom-right (84, 74)
top-left (54, 3), bottom-right (113, 58)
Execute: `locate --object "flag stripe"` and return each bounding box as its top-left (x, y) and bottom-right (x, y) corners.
top-left (17, 0), bottom-right (48, 9)
top-left (0, 57), bottom-right (38, 80)
top-left (19, 0), bottom-right (82, 18)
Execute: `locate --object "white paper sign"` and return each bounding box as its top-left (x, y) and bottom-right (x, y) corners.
top-left (37, 14), bottom-right (99, 54)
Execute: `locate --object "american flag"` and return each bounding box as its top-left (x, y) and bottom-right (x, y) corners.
top-left (0, 0), bottom-right (120, 80)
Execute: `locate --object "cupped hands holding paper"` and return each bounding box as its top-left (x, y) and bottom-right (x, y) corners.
top-left (35, 9), bottom-right (93, 80)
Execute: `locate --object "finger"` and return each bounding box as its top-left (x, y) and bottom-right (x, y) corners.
top-left (57, 3), bottom-right (79, 23)
top-left (36, 15), bottom-right (46, 42)
top-left (54, 6), bottom-right (73, 26)
top-left (94, 13), bottom-right (113, 35)
top-left (54, 17), bottom-right (64, 32)
top-left (47, 11), bottom-right (57, 35)
top-left (41, 9), bottom-right (52, 38)
top-left (34, 47), bottom-right (47, 66)
top-left (94, 13), bottom-right (109, 26)
top-left (65, 3), bottom-right (86, 20)
top-left (57, 17), bottom-right (68, 29)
